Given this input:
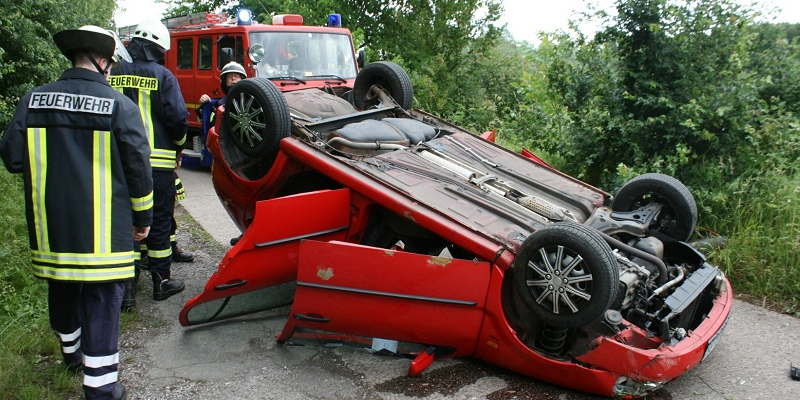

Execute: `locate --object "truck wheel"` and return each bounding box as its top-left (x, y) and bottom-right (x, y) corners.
top-left (222, 77), bottom-right (291, 159)
top-left (354, 61), bottom-right (414, 110)
top-left (513, 223), bottom-right (618, 329)
top-left (612, 173), bottom-right (697, 241)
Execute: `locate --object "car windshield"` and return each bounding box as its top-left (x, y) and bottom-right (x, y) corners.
top-left (249, 31), bottom-right (358, 80)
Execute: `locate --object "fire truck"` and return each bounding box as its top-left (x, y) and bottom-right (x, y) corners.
top-left (121, 9), bottom-right (364, 167)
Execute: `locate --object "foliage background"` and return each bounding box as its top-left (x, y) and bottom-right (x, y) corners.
top-left (0, 0), bottom-right (116, 128)
top-left (1, 0), bottom-right (799, 397)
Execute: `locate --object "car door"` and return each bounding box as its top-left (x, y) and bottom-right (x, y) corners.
top-left (179, 188), bottom-right (350, 326)
top-left (277, 239), bottom-right (492, 357)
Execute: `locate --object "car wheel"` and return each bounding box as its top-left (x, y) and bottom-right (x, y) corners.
top-left (513, 223), bottom-right (618, 329)
top-left (222, 77), bottom-right (291, 159)
top-left (612, 173), bottom-right (698, 241)
top-left (353, 61), bottom-right (414, 110)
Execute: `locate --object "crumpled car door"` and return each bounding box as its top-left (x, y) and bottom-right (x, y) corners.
top-left (180, 188), bottom-right (350, 326)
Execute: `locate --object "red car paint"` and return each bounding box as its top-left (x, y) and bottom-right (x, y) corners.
top-left (179, 65), bottom-right (732, 397)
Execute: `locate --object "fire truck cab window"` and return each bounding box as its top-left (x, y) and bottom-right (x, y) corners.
top-left (198, 37), bottom-right (212, 70)
top-left (177, 39), bottom-right (193, 70)
top-left (217, 36), bottom-right (245, 69)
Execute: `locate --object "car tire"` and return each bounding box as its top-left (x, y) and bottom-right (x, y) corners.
top-left (353, 61), bottom-right (414, 110)
top-left (222, 77), bottom-right (291, 159)
top-left (513, 222), bottom-right (619, 329)
top-left (612, 173), bottom-right (698, 241)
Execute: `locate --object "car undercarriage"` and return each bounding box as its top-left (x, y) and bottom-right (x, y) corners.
top-left (180, 61), bottom-right (733, 398)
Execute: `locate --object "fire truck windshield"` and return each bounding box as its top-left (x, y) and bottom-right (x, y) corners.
top-left (250, 31), bottom-right (358, 80)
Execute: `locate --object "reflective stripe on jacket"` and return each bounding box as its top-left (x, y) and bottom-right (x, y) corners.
top-left (110, 58), bottom-right (188, 170)
top-left (0, 68), bottom-right (153, 282)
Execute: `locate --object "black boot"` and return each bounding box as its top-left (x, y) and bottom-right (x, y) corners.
top-left (152, 271), bottom-right (185, 301)
top-left (64, 350), bottom-right (83, 374)
top-left (121, 279), bottom-right (136, 310)
top-left (171, 241), bottom-right (194, 262)
top-left (114, 383), bottom-right (127, 400)
top-left (121, 267), bottom-right (139, 310)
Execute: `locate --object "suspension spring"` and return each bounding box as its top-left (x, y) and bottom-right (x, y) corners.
top-left (539, 325), bottom-right (568, 355)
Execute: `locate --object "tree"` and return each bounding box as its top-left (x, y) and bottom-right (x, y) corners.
top-left (164, 0), bottom-right (503, 64)
top-left (0, 0), bottom-right (116, 127)
top-left (535, 0), bottom-right (785, 186)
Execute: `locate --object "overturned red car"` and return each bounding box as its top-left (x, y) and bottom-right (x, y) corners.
top-left (179, 60), bottom-right (732, 398)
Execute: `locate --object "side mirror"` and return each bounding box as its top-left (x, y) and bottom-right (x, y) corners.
top-left (356, 47), bottom-right (366, 69)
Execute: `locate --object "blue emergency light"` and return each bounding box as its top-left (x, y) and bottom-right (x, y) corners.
top-left (237, 9), bottom-right (252, 25)
top-left (328, 14), bottom-right (342, 28)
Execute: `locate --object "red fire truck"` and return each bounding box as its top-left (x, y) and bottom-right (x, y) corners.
top-left (122, 9), bottom-right (364, 166)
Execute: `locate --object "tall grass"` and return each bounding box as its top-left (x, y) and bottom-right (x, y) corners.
top-left (696, 171), bottom-right (800, 315)
top-left (0, 168), bottom-right (82, 399)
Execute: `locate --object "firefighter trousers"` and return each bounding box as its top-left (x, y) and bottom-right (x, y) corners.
top-left (143, 170), bottom-right (176, 280)
top-left (49, 280), bottom-right (124, 400)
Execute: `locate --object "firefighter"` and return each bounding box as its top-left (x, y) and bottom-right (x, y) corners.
top-left (196, 61), bottom-right (247, 119)
top-left (110, 20), bottom-right (189, 303)
top-left (196, 61), bottom-right (248, 247)
top-left (0, 25), bottom-right (152, 400)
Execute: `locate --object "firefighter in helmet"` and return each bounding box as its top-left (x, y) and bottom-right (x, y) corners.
top-left (195, 61), bottom-right (247, 132)
top-left (197, 61), bottom-right (247, 110)
top-left (196, 61), bottom-right (247, 247)
top-left (1, 25), bottom-right (152, 400)
top-left (110, 20), bottom-right (189, 305)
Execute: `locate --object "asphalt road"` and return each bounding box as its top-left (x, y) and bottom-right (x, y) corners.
top-left (130, 166), bottom-right (800, 400)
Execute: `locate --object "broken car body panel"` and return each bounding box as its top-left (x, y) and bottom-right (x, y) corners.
top-left (179, 189), bottom-right (350, 325)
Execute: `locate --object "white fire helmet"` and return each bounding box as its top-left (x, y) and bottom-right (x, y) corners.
top-left (132, 20), bottom-right (170, 50)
